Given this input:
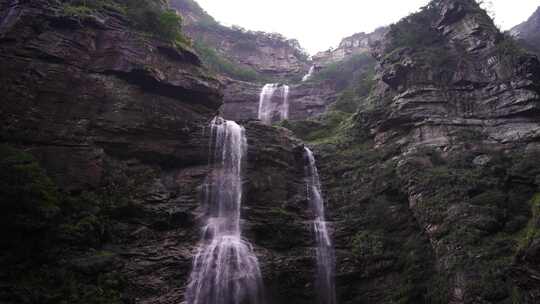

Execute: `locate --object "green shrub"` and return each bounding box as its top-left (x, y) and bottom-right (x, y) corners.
top-left (312, 53), bottom-right (376, 90)
top-left (0, 144), bottom-right (60, 234)
top-left (61, 0), bottom-right (189, 45)
top-left (352, 231), bottom-right (386, 259)
top-left (385, 3), bottom-right (441, 53)
top-left (193, 41), bottom-right (264, 81)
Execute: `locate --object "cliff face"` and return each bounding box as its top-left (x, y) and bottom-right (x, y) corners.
top-left (170, 0), bottom-right (310, 81)
top-left (511, 6), bottom-right (540, 54)
top-left (0, 1), bottom-right (317, 303)
top-left (0, 0), bottom-right (220, 302)
top-left (368, 0), bottom-right (540, 151)
top-left (221, 79), bottom-right (340, 122)
top-left (288, 1), bottom-right (540, 303)
top-left (313, 27), bottom-right (386, 67)
top-left (3, 1), bottom-right (540, 304)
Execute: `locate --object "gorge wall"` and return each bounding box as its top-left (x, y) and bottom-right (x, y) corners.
top-left (286, 0), bottom-right (540, 303)
top-left (169, 0), bottom-right (310, 82)
top-left (511, 6), bottom-right (540, 55)
top-left (1, 0), bottom-right (540, 304)
top-left (0, 1), bottom-right (317, 303)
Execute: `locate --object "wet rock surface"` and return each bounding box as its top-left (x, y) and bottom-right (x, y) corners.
top-left (297, 1), bottom-right (540, 303)
top-left (221, 78), bottom-right (339, 122)
top-left (1, 0), bottom-right (540, 304)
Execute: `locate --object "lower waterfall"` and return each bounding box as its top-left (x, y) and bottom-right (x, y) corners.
top-left (304, 147), bottom-right (336, 304)
top-left (185, 117), bottom-right (264, 304)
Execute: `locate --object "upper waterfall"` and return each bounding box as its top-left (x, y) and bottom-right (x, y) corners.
top-left (302, 65), bottom-right (315, 81)
top-left (258, 83), bottom-right (290, 124)
top-left (186, 117), bottom-right (264, 304)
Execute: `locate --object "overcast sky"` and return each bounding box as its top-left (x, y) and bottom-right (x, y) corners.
top-left (194, 0), bottom-right (539, 54)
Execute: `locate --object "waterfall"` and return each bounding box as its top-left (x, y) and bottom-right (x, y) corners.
top-left (281, 85), bottom-right (290, 120)
top-left (186, 117), bottom-right (264, 304)
top-left (304, 147), bottom-right (336, 304)
top-left (302, 65), bottom-right (315, 82)
top-left (258, 83), bottom-right (290, 124)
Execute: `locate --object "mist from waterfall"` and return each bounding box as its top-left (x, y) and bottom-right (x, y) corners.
top-left (186, 117), bottom-right (264, 304)
top-left (258, 83), bottom-right (290, 124)
top-left (304, 147), bottom-right (336, 304)
top-left (302, 65), bottom-right (315, 81)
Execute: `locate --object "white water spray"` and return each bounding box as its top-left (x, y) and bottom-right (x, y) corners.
top-left (186, 117), bottom-right (264, 304)
top-left (304, 147), bottom-right (336, 304)
top-left (258, 83), bottom-right (290, 124)
top-left (302, 65), bottom-right (315, 82)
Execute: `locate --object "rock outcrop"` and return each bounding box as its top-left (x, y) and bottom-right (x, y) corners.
top-left (511, 6), bottom-right (540, 54)
top-left (3, 0), bottom-right (540, 304)
top-left (312, 27), bottom-right (386, 67)
top-left (170, 0), bottom-right (310, 81)
top-left (221, 79), bottom-right (339, 122)
top-left (0, 1), bottom-right (318, 304)
top-left (297, 1), bottom-right (540, 303)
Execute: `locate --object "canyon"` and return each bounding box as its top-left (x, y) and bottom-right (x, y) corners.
top-left (0, 0), bottom-right (539, 304)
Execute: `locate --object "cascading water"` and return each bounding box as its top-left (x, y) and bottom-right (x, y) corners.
top-left (281, 84), bottom-right (290, 120)
top-left (186, 117), bottom-right (264, 304)
top-left (304, 147), bottom-right (336, 304)
top-left (302, 65), bottom-right (315, 82)
top-left (258, 83), bottom-right (290, 124)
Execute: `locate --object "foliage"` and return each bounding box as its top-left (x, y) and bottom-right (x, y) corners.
top-left (0, 144), bottom-right (60, 235)
top-left (193, 41), bottom-right (265, 81)
top-left (312, 53), bottom-right (376, 91)
top-left (352, 231), bottom-right (385, 259)
top-left (495, 32), bottom-right (528, 67)
top-left (0, 144), bottom-right (131, 303)
top-left (61, 0), bottom-right (189, 45)
top-left (13, 266), bottom-right (125, 304)
top-left (384, 3), bottom-right (441, 54)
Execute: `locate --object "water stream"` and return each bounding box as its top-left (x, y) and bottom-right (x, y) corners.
top-left (302, 65), bottom-right (315, 82)
top-left (186, 117), bottom-right (264, 304)
top-left (304, 147), bottom-right (336, 304)
top-left (258, 83), bottom-right (290, 124)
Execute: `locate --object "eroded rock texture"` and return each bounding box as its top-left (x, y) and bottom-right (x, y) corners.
top-left (170, 0), bottom-right (310, 81)
top-left (221, 78), bottom-right (340, 122)
top-left (0, 1), bottom-right (317, 303)
top-left (302, 1), bottom-right (540, 303)
top-left (511, 6), bottom-right (540, 55)
top-left (312, 27), bottom-right (387, 68)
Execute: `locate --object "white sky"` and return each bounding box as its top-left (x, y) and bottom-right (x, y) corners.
top-left (194, 0), bottom-right (539, 54)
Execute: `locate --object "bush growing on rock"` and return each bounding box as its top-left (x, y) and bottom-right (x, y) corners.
top-left (62, 0), bottom-right (189, 45)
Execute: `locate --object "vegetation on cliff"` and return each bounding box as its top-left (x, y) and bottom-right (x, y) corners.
top-left (193, 41), bottom-right (265, 81)
top-left (0, 144), bottom-right (131, 303)
top-left (62, 0), bottom-right (190, 46)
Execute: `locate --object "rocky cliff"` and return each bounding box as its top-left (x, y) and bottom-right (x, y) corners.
top-left (2, 0), bottom-right (540, 304)
top-left (287, 0), bottom-right (540, 303)
top-left (511, 6), bottom-right (540, 54)
top-left (0, 1), bottom-right (318, 303)
top-left (312, 27), bottom-right (387, 67)
top-left (170, 0), bottom-right (310, 82)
